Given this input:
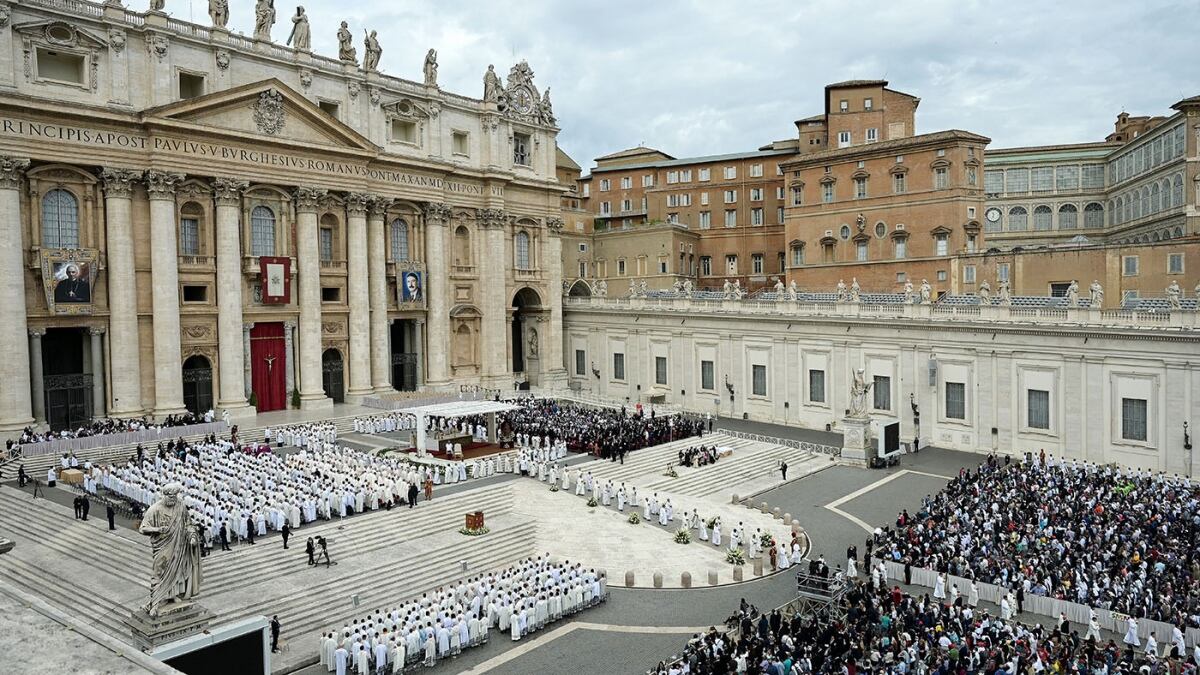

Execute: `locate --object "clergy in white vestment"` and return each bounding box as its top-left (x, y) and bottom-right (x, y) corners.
top-left (333, 646), bottom-right (349, 675)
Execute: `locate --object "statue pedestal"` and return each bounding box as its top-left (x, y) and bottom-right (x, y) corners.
top-left (839, 416), bottom-right (875, 466)
top-left (128, 601), bottom-right (213, 651)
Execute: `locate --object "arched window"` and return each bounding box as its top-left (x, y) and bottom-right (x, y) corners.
top-left (1033, 205), bottom-right (1052, 231)
top-left (42, 189), bottom-right (79, 248)
top-left (251, 205), bottom-right (276, 257)
top-left (453, 225), bottom-right (471, 265)
top-left (1057, 204), bottom-right (1077, 229)
top-left (1134, 189), bottom-right (1144, 220)
top-left (390, 218), bottom-right (409, 261)
top-left (179, 202), bottom-right (204, 255)
top-left (514, 231), bottom-right (530, 269)
top-left (1008, 206), bottom-right (1027, 231)
top-left (1121, 195), bottom-right (1130, 223)
top-left (1150, 183), bottom-right (1161, 213)
top-left (318, 213), bottom-right (338, 262)
top-left (1172, 174), bottom-right (1183, 208)
top-left (1083, 203), bottom-right (1104, 229)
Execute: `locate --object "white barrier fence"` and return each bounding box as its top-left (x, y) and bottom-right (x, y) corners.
top-left (14, 421), bottom-right (230, 457)
top-left (883, 560), bottom-right (1200, 648)
top-left (714, 428), bottom-right (841, 457)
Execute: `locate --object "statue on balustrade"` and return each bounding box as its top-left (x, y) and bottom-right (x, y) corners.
top-left (253, 0), bottom-right (276, 41)
top-left (336, 21), bottom-right (357, 62)
top-left (903, 280), bottom-right (914, 304)
top-left (1065, 279), bottom-right (1079, 308)
top-left (787, 280), bottom-right (798, 301)
top-left (149, 0), bottom-right (165, 11)
top-left (484, 65), bottom-right (502, 103)
top-left (773, 279), bottom-right (785, 295)
top-left (1166, 280), bottom-right (1182, 309)
top-left (849, 278), bottom-right (861, 303)
top-left (682, 279), bottom-right (694, 297)
top-left (423, 49), bottom-right (438, 86)
top-left (208, 0), bottom-right (229, 27)
top-left (139, 484), bottom-right (202, 617)
top-left (363, 30), bottom-right (382, 71)
top-left (978, 280), bottom-right (991, 303)
top-left (997, 279), bottom-right (1012, 306)
top-left (287, 6), bottom-right (311, 51)
top-left (1089, 280), bottom-right (1104, 308)
top-left (835, 279), bottom-right (847, 301)
top-left (919, 279), bottom-right (932, 305)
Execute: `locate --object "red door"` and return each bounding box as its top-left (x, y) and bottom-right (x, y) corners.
top-left (250, 322), bottom-right (287, 412)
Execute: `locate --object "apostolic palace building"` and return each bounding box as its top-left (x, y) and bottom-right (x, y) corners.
top-left (2, 0), bottom-right (1199, 479)
top-left (0, 0), bottom-right (566, 433)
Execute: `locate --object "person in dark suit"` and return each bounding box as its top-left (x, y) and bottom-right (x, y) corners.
top-left (80, 495), bottom-right (89, 521)
top-left (106, 503), bottom-right (116, 530)
top-left (407, 481), bottom-right (418, 508)
top-left (219, 522), bottom-right (231, 551)
top-left (306, 537), bottom-right (315, 565)
top-left (270, 615), bottom-right (281, 653)
top-left (245, 515), bottom-right (256, 544)
top-left (73, 496), bottom-right (82, 519)
top-left (281, 522), bottom-right (291, 549)
top-left (54, 264), bottom-right (90, 303)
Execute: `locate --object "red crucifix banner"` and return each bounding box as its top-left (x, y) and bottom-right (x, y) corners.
top-left (259, 256), bottom-right (291, 304)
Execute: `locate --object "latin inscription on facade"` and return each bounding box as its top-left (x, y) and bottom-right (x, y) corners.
top-left (0, 118), bottom-right (501, 196)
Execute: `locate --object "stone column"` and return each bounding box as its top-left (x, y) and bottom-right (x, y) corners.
top-left (423, 202), bottom-right (452, 386)
top-left (367, 197), bottom-right (392, 392)
top-left (0, 157), bottom-right (34, 432)
top-left (543, 217), bottom-right (567, 385)
top-left (212, 178), bottom-right (255, 420)
top-left (294, 187), bottom-right (331, 409)
top-left (29, 328), bottom-right (45, 426)
top-left (478, 209), bottom-right (508, 383)
top-left (283, 320), bottom-right (296, 397)
top-left (414, 318), bottom-right (425, 387)
top-left (146, 170), bottom-right (187, 417)
top-left (345, 193), bottom-right (373, 400)
top-left (89, 327), bottom-right (106, 418)
top-left (100, 168), bottom-right (144, 417)
top-left (242, 323), bottom-right (254, 399)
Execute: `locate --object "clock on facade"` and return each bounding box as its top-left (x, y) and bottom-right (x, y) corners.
top-left (985, 207), bottom-right (1001, 223)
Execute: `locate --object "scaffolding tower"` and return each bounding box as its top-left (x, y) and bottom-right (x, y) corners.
top-left (779, 571), bottom-right (851, 625)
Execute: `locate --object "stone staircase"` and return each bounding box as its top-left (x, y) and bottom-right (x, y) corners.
top-left (642, 443), bottom-right (825, 497)
top-left (6, 415), bottom-right (362, 476)
top-left (566, 434), bottom-right (733, 486)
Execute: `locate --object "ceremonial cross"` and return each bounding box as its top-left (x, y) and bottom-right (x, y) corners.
top-left (264, 354), bottom-right (277, 372)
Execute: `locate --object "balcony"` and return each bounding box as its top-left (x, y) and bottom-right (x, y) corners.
top-left (178, 254), bottom-right (215, 270)
top-left (319, 260), bottom-right (347, 272)
top-left (515, 268), bottom-right (542, 282)
top-left (451, 264), bottom-right (476, 276)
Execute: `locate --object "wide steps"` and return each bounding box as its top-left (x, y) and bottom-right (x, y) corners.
top-left (203, 487), bottom-right (514, 591)
top-left (664, 448), bottom-right (823, 497)
top-left (0, 552), bottom-right (134, 640)
top-left (646, 443), bottom-right (810, 496)
top-left (569, 435), bottom-right (732, 484)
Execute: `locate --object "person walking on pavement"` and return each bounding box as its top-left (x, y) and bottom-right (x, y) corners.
top-left (306, 537), bottom-right (315, 565)
top-left (780, 460), bottom-right (788, 481)
top-left (270, 615), bottom-right (281, 653)
top-left (281, 522), bottom-right (291, 549)
top-left (106, 502), bottom-right (116, 530)
top-left (80, 495), bottom-right (90, 521)
top-left (219, 522), bottom-right (231, 551)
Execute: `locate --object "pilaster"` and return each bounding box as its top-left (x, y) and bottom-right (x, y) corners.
top-left (0, 157), bottom-right (34, 431)
top-left (212, 178), bottom-right (255, 420)
top-left (146, 170), bottom-right (187, 417)
top-left (100, 167), bottom-right (143, 416)
top-left (294, 186), bottom-right (332, 409)
top-left (345, 192), bottom-right (372, 400)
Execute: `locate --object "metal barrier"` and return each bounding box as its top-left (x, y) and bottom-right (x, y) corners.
top-left (14, 421), bottom-right (230, 457)
top-left (713, 428), bottom-right (840, 456)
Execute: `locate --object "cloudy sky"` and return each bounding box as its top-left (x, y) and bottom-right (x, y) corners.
top-left (179, 0), bottom-right (1197, 169)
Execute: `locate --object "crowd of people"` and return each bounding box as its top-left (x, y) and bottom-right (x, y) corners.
top-left (85, 435), bottom-right (490, 548)
top-left (317, 554), bottom-right (605, 674)
top-left (499, 398), bottom-right (704, 460)
top-left (872, 452), bottom-right (1200, 629)
top-left (656, 579), bottom-right (1195, 675)
top-left (679, 444), bottom-right (722, 467)
top-left (8, 412), bottom-right (209, 448)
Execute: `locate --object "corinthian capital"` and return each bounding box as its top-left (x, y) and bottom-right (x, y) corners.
top-left (293, 186), bottom-right (327, 212)
top-left (100, 167), bottom-right (143, 198)
top-left (211, 177), bottom-right (249, 206)
top-left (145, 170), bottom-right (186, 200)
top-left (368, 195), bottom-right (392, 219)
top-left (345, 192), bottom-right (372, 216)
top-left (0, 156), bottom-right (30, 190)
top-left (545, 216), bottom-right (565, 232)
top-left (423, 201), bottom-right (451, 225)
top-left (478, 208), bottom-right (507, 229)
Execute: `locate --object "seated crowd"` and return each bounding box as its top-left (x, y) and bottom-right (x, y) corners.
top-left (499, 398), bottom-right (704, 460)
top-left (86, 434), bottom-right (490, 548)
top-left (657, 579), bottom-right (1195, 675)
top-left (872, 452), bottom-right (1200, 629)
top-left (11, 412), bottom-right (208, 446)
top-left (317, 554), bottom-right (606, 674)
top-left (679, 444), bottom-right (721, 467)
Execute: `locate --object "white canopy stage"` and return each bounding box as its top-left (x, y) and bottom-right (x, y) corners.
top-left (406, 400), bottom-right (520, 456)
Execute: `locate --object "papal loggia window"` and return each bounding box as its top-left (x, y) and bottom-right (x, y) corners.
top-left (390, 218), bottom-right (409, 261)
top-left (251, 205), bottom-right (276, 257)
top-left (514, 231), bottom-right (530, 269)
top-left (42, 188), bottom-right (80, 249)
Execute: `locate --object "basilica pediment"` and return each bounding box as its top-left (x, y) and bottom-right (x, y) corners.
top-left (142, 79), bottom-right (378, 153)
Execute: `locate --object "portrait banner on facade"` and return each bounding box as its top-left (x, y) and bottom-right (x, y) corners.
top-left (259, 256), bottom-right (291, 304)
top-left (40, 248), bottom-right (99, 315)
top-left (398, 270), bottom-right (425, 307)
